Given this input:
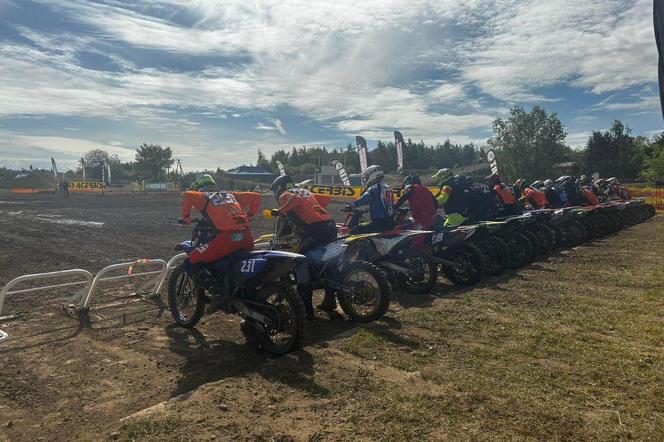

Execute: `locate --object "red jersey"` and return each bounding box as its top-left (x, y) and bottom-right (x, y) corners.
top-left (181, 191), bottom-right (251, 231)
top-left (400, 184), bottom-right (437, 227)
top-left (278, 188), bottom-right (332, 227)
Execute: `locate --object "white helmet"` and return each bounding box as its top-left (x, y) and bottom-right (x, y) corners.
top-left (360, 165), bottom-right (384, 187)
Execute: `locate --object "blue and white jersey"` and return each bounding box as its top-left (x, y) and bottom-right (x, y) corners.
top-left (352, 182), bottom-right (394, 221)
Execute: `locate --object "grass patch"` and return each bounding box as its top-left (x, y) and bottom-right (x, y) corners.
top-left (342, 328), bottom-right (436, 372)
top-left (115, 417), bottom-right (180, 441)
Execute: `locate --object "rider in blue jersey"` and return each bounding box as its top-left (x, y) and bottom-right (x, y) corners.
top-left (347, 165), bottom-right (395, 233)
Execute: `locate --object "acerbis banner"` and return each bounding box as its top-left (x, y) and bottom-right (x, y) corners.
top-left (68, 181), bottom-right (105, 192)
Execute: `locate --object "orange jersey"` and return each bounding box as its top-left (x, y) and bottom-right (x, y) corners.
top-left (583, 188), bottom-right (599, 205)
top-left (523, 187), bottom-right (549, 208)
top-left (232, 192), bottom-right (262, 217)
top-left (494, 184), bottom-right (517, 205)
top-left (181, 191), bottom-right (251, 231)
top-left (278, 188), bottom-right (332, 226)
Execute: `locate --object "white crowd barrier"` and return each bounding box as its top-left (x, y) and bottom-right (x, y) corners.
top-left (0, 253), bottom-right (188, 345)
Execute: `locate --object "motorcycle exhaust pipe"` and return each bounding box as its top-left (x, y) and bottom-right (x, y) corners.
top-left (429, 255), bottom-right (457, 267)
top-left (232, 299), bottom-right (269, 324)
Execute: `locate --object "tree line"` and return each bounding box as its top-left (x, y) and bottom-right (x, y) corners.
top-left (3, 106), bottom-right (664, 186)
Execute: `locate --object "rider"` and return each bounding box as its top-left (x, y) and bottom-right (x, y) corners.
top-left (542, 180), bottom-right (561, 208)
top-left (271, 175), bottom-right (337, 251)
top-left (579, 175), bottom-right (600, 205)
top-left (347, 165), bottom-right (395, 233)
top-left (432, 169), bottom-right (469, 227)
top-left (271, 175), bottom-right (338, 316)
top-left (394, 175), bottom-right (438, 231)
top-left (179, 173), bottom-right (255, 305)
top-left (558, 176), bottom-right (585, 206)
top-left (487, 173), bottom-right (521, 216)
top-left (516, 179), bottom-right (549, 209)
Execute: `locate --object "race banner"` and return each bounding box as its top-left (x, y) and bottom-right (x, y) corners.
top-left (356, 136), bottom-right (368, 172)
top-left (68, 181), bottom-right (105, 193)
top-left (276, 160), bottom-right (286, 177)
top-left (306, 184), bottom-right (363, 201)
top-left (143, 182), bottom-right (181, 192)
top-left (305, 184), bottom-right (443, 201)
top-left (133, 182), bottom-right (180, 192)
top-left (394, 131), bottom-right (405, 174)
top-left (332, 161), bottom-right (351, 186)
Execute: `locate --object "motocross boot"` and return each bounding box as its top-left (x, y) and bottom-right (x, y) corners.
top-left (318, 288), bottom-right (337, 312)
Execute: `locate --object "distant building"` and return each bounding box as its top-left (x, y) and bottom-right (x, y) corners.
top-left (225, 166), bottom-right (276, 183)
top-left (314, 165), bottom-right (342, 185)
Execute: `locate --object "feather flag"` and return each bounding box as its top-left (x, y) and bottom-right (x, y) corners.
top-left (275, 160), bottom-right (286, 176)
top-left (332, 160), bottom-right (351, 186)
top-left (356, 136), bottom-right (368, 172)
top-left (394, 131), bottom-right (405, 174)
top-left (51, 157), bottom-right (59, 185)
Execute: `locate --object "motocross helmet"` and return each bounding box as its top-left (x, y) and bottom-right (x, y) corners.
top-left (189, 173), bottom-right (217, 191)
top-left (403, 174), bottom-right (421, 187)
top-left (513, 179), bottom-right (526, 196)
top-left (271, 175), bottom-right (295, 200)
top-left (530, 180), bottom-right (544, 189)
top-left (360, 165), bottom-right (384, 187)
top-left (453, 175), bottom-right (469, 189)
top-left (432, 168), bottom-right (452, 186)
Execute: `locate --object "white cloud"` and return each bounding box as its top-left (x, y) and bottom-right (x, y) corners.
top-left (462, 0), bottom-right (656, 101)
top-left (0, 0), bottom-right (659, 169)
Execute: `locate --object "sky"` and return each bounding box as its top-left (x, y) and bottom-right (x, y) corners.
top-left (0, 0), bottom-right (661, 171)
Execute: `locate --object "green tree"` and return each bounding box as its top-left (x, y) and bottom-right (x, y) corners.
top-left (640, 133), bottom-right (664, 182)
top-left (82, 149), bottom-right (121, 182)
top-left (135, 143), bottom-right (174, 180)
top-left (488, 106), bottom-right (570, 182)
top-left (583, 120), bottom-right (643, 179)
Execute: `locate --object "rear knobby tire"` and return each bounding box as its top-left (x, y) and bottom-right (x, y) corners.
top-left (475, 236), bottom-right (510, 276)
top-left (440, 243), bottom-right (484, 286)
top-left (243, 284), bottom-right (306, 356)
top-left (394, 252), bottom-right (439, 294)
top-left (337, 261), bottom-right (390, 322)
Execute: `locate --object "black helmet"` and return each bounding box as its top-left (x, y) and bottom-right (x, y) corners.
top-left (453, 175), bottom-right (469, 188)
top-left (403, 175), bottom-right (421, 187)
top-left (271, 175), bottom-right (295, 200)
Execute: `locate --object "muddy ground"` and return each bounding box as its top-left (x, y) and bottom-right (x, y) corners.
top-left (0, 193), bottom-right (662, 441)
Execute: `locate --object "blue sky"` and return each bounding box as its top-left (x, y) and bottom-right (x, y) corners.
top-left (0, 0), bottom-right (660, 171)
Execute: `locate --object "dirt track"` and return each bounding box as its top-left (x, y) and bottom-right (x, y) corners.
top-left (0, 193), bottom-right (662, 441)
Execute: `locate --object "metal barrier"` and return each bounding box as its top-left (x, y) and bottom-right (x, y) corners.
top-left (0, 257), bottom-right (178, 344)
top-left (78, 259), bottom-right (167, 310)
top-left (0, 269), bottom-right (94, 344)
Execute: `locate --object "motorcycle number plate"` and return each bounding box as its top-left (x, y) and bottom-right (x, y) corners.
top-left (240, 259), bottom-right (266, 275)
top-left (432, 232), bottom-right (445, 244)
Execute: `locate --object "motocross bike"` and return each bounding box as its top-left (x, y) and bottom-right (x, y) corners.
top-left (168, 218), bottom-right (307, 356)
top-left (338, 208), bottom-right (438, 294)
top-left (394, 209), bottom-right (485, 285)
top-left (254, 210), bottom-right (390, 322)
top-left (548, 207), bottom-right (590, 247)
